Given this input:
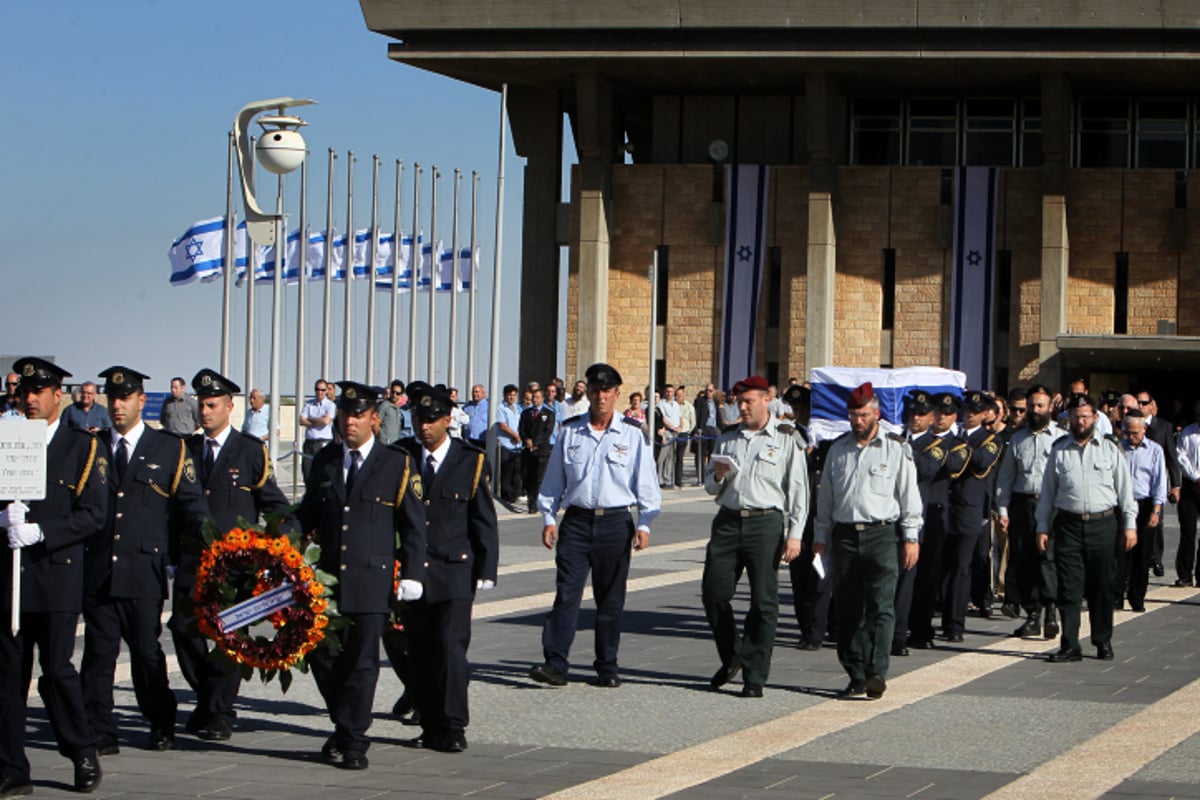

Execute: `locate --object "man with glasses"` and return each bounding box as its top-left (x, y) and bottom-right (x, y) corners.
top-left (1, 373), bottom-right (20, 419)
top-left (299, 379), bottom-right (337, 481)
top-left (1136, 391), bottom-right (1181, 579)
top-left (62, 381), bottom-right (110, 434)
top-left (1006, 387), bottom-right (1028, 431)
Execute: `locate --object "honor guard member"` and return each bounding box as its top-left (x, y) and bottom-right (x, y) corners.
top-left (941, 391), bottom-right (1002, 642)
top-left (907, 393), bottom-right (968, 649)
top-left (397, 383), bottom-right (498, 753)
top-left (296, 381), bottom-right (426, 770)
top-left (703, 375), bottom-right (808, 698)
top-left (529, 363), bottom-right (660, 689)
top-left (170, 369), bottom-right (297, 743)
top-left (1037, 393), bottom-right (1137, 662)
top-left (0, 358), bottom-right (106, 795)
top-left (995, 384), bottom-right (1065, 639)
top-left (814, 383), bottom-right (922, 700)
top-left (891, 390), bottom-right (937, 657)
top-left (780, 384), bottom-right (831, 652)
top-left (82, 366), bottom-right (208, 755)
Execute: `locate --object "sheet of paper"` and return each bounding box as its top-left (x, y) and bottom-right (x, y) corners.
top-left (812, 552), bottom-right (826, 580)
top-left (710, 453), bottom-right (739, 474)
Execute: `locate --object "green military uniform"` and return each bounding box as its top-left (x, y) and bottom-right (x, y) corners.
top-left (702, 407), bottom-right (808, 696)
top-left (1036, 416), bottom-right (1136, 659)
top-left (815, 402), bottom-right (923, 694)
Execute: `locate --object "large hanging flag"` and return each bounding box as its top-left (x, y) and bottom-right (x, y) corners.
top-left (808, 366), bottom-right (967, 443)
top-left (949, 166), bottom-right (1000, 390)
top-left (373, 232), bottom-right (419, 292)
top-left (305, 229), bottom-right (338, 282)
top-left (719, 165), bottom-right (770, 390)
top-left (352, 228), bottom-right (394, 285)
top-left (415, 240), bottom-right (444, 293)
top-left (168, 217), bottom-right (230, 286)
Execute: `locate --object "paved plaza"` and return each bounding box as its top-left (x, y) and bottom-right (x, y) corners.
top-left (18, 475), bottom-right (1200, 799)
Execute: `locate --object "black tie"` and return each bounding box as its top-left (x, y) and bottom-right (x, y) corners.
top-left (114, 437), bottom-right (129, 482)
top-left (346, 450), bottom-right (361, 491)
top-left (424, 454), bottom-right (436, 486)
top-left (204, 439), bottom-right (217, 478)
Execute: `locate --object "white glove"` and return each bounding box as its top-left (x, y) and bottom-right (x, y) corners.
top-left (7, 522), bottom-right (44, 549)
top-left (1, 501), bottom-right (28, 530)
top-left (398, 579), bottom-right (424, 601)
top-left (475, 579), bottom-right (496, 591)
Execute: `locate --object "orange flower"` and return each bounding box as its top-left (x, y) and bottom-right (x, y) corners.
top-left (299, 566), bottom-right (314, 582)
top-left (283, 550), bottom-right (303, 568)
top-left (309, 581), bottom-right (325, 597)
top-left (314, 614), bottom-right (328, 628)
top-left (311, 597), bottom-right (328, 614)
top-left (268, 537), bottom-right (288, 556)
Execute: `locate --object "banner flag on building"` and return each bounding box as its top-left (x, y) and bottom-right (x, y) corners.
top-left (808, 366), bottom-right (967, 443)
top-left (168, 216), bottom-right (230, 286)
top-left (719, 165), bottom-right (770, 390)
top-left (949, 166), bottom-right (999, 390)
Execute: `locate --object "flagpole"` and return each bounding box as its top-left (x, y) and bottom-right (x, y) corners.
top-left (467, 170), bottom-right (479, 387)
top-left (245, 135), bottom-right (257, 397)
top-left (649, 249), bottom-right (659, 427)
top-left (408, 164), bottom-right (422, 381)
top-left (487, 84), bottom-right (508, 492)
top-left (366, 155), bottom-right (380, 384)
top-left (448, 168), bottom-right (461, 389)
top-left (221, 131), bottom-right (235, 376)
top-left (293, 159), bottom-right (308, 497)
top-left (342, 150), bottom-right (355, 380)
top-left (321, 148), bottom-right (336, 383)
top-left (389, 159), bottom-right (403, 382)
top-left (428, 165), bottom-right (440, 382)
top-left (267, 171), bottom-right (285, 469)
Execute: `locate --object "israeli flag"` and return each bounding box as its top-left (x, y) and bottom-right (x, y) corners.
top-left (348, 228), bottom-right (375, 280)
top-left (808, 366), bottom-right (967, 443)
top-left (949, 167), bottom-right (1000, 390)
top-left (168, 217), bottom-right (229, 286)
top-left (454, 246), bottom-right (478, 292)
top-left (232, 220), bottom-right (269, 288)
top-left (352, 228), bottom-right (394, 286)
top-left (328, 233), bottom-right (349, 281)
top-left (720, 165), bottom-right (770, 389)
top-left (415, 240), bottom-right (443, 293)
top-left (260, 229), bottom-right (308, 285)
top-left (305, 230), bottom-right (335, 282)
top-left (373, 232), bottom-right (420, 292)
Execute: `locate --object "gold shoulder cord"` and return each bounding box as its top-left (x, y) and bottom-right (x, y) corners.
top-left (171, 439), bottom-right (186, 494)
top-left (470, 453), bottom-right (484, 499)
top-left (253, 443), bottom-right (271, 490)
top-left (395, 458), bottom-right (411, 506)
top-left (76, 436), bottom-right (98, 498)
top-left (972, 433), bottom-right (1002, 479)
top-left (947, 443), bottom-right (971, 479)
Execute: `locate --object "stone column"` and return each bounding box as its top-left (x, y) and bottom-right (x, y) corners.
top-left (806, 192), bottom-right (836, 374)
top-left (572, 72), bottom-right (615, 371)
top-left (1037, 72), bottom-right (1072, 385)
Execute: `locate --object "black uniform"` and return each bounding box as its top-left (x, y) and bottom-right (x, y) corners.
top-left (397, 437), bottom-right (498, 750)
top-left (786, 426), bottom-right (832, 650)
top-left (1, 422), bottom-right (107, 787)
top-left (942, 426), bottom-right (1002, 638)
top-left (908, 428), bottom-right (968, 646)
top-left (170, 425), bottom-right (295, 736)
top-left (519, 404), bottom-right (556, 512)
top-left (82, 421), bottom-right (208, 748)
top-left (296, 434), bottom-right (425, 758)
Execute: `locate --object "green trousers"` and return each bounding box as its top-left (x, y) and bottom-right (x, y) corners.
top-left (832, 522), bottom-right (900, 682)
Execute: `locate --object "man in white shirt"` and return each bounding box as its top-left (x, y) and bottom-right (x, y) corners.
top-left (561, 380), bottom-right (590, 421)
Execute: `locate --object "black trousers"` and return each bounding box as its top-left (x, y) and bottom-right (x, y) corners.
top-left (168, 591), bottom-right (240, 728)
top-left (970, 518), bottom-right (994, 609)
top-left (940, 519), bottom-right (985, 637)
top-left (499, 448), bottom-right (522, 502)
top-left (541, 508), bottom-right (635, 677)
top-left (1054, 514), bottom-right (1118, 650)
top-left (1176, 484), bottom-right (1200, 585)
top-left (0, 612), bottom-right (96, 783)
top-left (1007, 492), bottom-right (1057, 613)
top-left (82, 590), bottom-right (177, 739)
top-left (892, 545), bottom-right (917, 651)
top-left (789, 539), bottom-right (831, 646)
top-left (522, 450), bottom-right (550, 510)
top-left (309, 611), bottom-right (386, 753)
top-left (673, 437), bottom-right (689, 486)
top-left (1116, 498), bottom-right (1156, 608)
top-left (407, 596), bottom-right (473, 737)
top-left (909, 502), bottom-right (947, 641)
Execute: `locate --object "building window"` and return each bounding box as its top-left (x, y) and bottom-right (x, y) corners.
top-left (908, 99), bottom-right (959, 166)
top-left (964, 99), bottom-right (1016, 166)
top-left (1020, 99), bottom-right (1042, 167)
top-left (1078, 99), bottom-right (1131, 168)
top-left (881, 248), bottom-right (896, 330)
top-left (851, 98), bottom-right (903, 165)
top-left (1136, 100), bottom-right (1188, 169)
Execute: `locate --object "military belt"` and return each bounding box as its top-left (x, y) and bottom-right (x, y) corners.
top-left (1057, 508), bottom-right (1115, 522)
top-left (566, 505), bottom-right (630, 517)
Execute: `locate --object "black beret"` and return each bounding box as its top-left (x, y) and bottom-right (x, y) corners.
top-left (99, 366), bottom-right (149, 398)
top-left (335, 381), bottom-right (383, 414)
top-left (585, 362), bottom-right (622, 389)
top-left (12, 357), bottom-right (70, 391)
top-left (192, 368), bottom-right (241, 398)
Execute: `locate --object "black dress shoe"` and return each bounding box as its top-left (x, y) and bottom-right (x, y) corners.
top-left (709, 662), bottom-right (741, 690)
top-left (433, 731), bottom-right (468, 752)
top-left (1001, 602), bottom-right (1021, 619)
top-left (1153, 561), bottom-right (1165, 577)
top-left (1130, 603), bottom-right (1146, 612)
top-left (148, 727), bottom-right (174, 752)
top-left (1114, 599), bottom-right (1125, 610)
top-left (594, 674), bottom-right (621, 688)
top-left (839, 680), bottom-right (867, 698)
top-left (1097, 643), bottom-right (1115, 660)
top-left (978, 604), bottom-right (993, 619)
top-left (392, 692), bottom-right (413, 717)
top-left (342, 751), bottom-right (369, 770)
top-left (529, 663), bottom-right (568, 687)
top-left (865, 675), bottom-right (887, 699)
top-left (1014, 615), bottom-right (1041, 638)
top-left (320, 737), bottom-right (343, 762)
top-left (891, 644), bottom-right (909, 657)
top-left (0, 773), bottom-right (33, 797)
top-left (740, 683), bottom-right (763, 698)
top-left (907, 636), bottom-right (935, 650)
top-left (198, 717), bottom-right (233, 742)
top-left (74, 755), bottom-right (102, 793)
top-left (402, 733), bottom-right (432, 749)
top-left (1048, 647), bottom-right (1083, 663)
top-left (96, 737), bottom-right (120, 757)
top-left (1174, 579), bottom-right (1192, 588)
top-left (797, 639), bottom-right (822, 651)
top-left (184, 712), bottom-right (206, 734)
top-left (1043, 607), bottom-right (1060, 639)
top-left (945, 633), bottom-right (964, 643)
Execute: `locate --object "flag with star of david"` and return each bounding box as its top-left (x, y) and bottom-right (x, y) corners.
top-left (168, 216), bottom-right (231, 286)
top-left (949, 166), bottom-right (999, 389)
top-left (720, 165), bottom-right (770, 389)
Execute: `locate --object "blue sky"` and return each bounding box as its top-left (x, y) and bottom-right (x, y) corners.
top-left (0, 1), bottom-right (542, 394)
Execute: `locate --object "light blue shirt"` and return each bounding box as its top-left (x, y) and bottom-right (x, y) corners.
top-left (1122, 437), bottom-right (1167, 505)
top-left (537, 414), bottom-right (662, 532)
top-left (465, 398), bottom-right (489, 441)
top-left (496, 402), bottom-right (523, 451)
top-left (242, 404), bottom-right (270, 440)
top-left (1037, 435), bottom-right (1137, 531)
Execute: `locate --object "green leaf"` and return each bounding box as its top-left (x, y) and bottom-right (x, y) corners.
top-left (261, 668), bottom-right (276, 685)
top-left (201, 518), bottom-right (222, 546)
top-left (324, 615), bottom-right (353, 631)
top-left (304, 544), bottom-right (322, 564)
top-left (279, 668), bottom-right (293, 693)
top-left (239, 662), bottom-right (254, 681)
top-left (313, 569), bottom-right (338, 587)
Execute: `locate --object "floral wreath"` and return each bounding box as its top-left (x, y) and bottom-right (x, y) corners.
top-left (192, 518), bottom-right (343, 690)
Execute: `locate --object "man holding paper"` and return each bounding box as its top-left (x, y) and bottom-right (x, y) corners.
top-left (1, 357), bottom-right (107, 795)
top-left (702, 375), bottom-right (808, 698)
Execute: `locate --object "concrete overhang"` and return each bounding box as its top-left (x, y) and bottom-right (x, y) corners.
top-left (1056, 334), bottom-right (1200, 372)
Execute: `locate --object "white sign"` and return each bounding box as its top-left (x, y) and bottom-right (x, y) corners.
top-left (0, 419), bottom-right (47, 501)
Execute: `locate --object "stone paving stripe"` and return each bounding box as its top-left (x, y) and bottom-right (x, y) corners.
top-left (981, 667), bottom-right (1200, 799)
top-left (473, 568), bottom-right (705, 621)
top-left (496, 537), bottom-right (708, 577)
top-left (538, 585), bottom-right (1196, 800)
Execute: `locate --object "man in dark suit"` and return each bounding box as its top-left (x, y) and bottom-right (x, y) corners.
top-left (169, 368), bottom-right (296, 743)
top-left (694, 383), bottom-right (721, 484)
top-left (81, 366), bottom-right (208, 755)
top-left (0, 357), bottom-right (106, 795)
top-left (296, 381), bottom-right (425, 771)
top-left (519, 387), bottom-right (556, 513)
top-left (397, 383), bottom-right (498, 753)
top-left (1137, 391), bottom-right (1181, 576)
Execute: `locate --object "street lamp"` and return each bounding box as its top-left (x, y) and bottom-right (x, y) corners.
top-left (233, 97), bottom-right (316, 473)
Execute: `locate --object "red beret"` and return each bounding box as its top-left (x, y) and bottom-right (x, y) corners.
top-left (848, 382), bottom-right (874, 409)
top-left (732, 375), bottom-right (769, 394)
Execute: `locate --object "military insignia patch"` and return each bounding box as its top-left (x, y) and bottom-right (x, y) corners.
top-left (97, 457), bottom-right (108, 486)
top-left (930, 446), bottom-right (944, 462)
top-left (345, 387), bottom-right (357, 400)
top-left (201, 374), bottom-right (212, 386)
top-left (420, 395), bottom-right (432, 407)
top-left (411, 473), bottom-right (424, 500)
top-left (183, 458), bottom-right (197, 483)
top-left (112, 372), bottom-right (124, 385)
top-left (22, 364), bottom-right (33, 377)
top-left (984, 441), bottom-right (999, 455)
